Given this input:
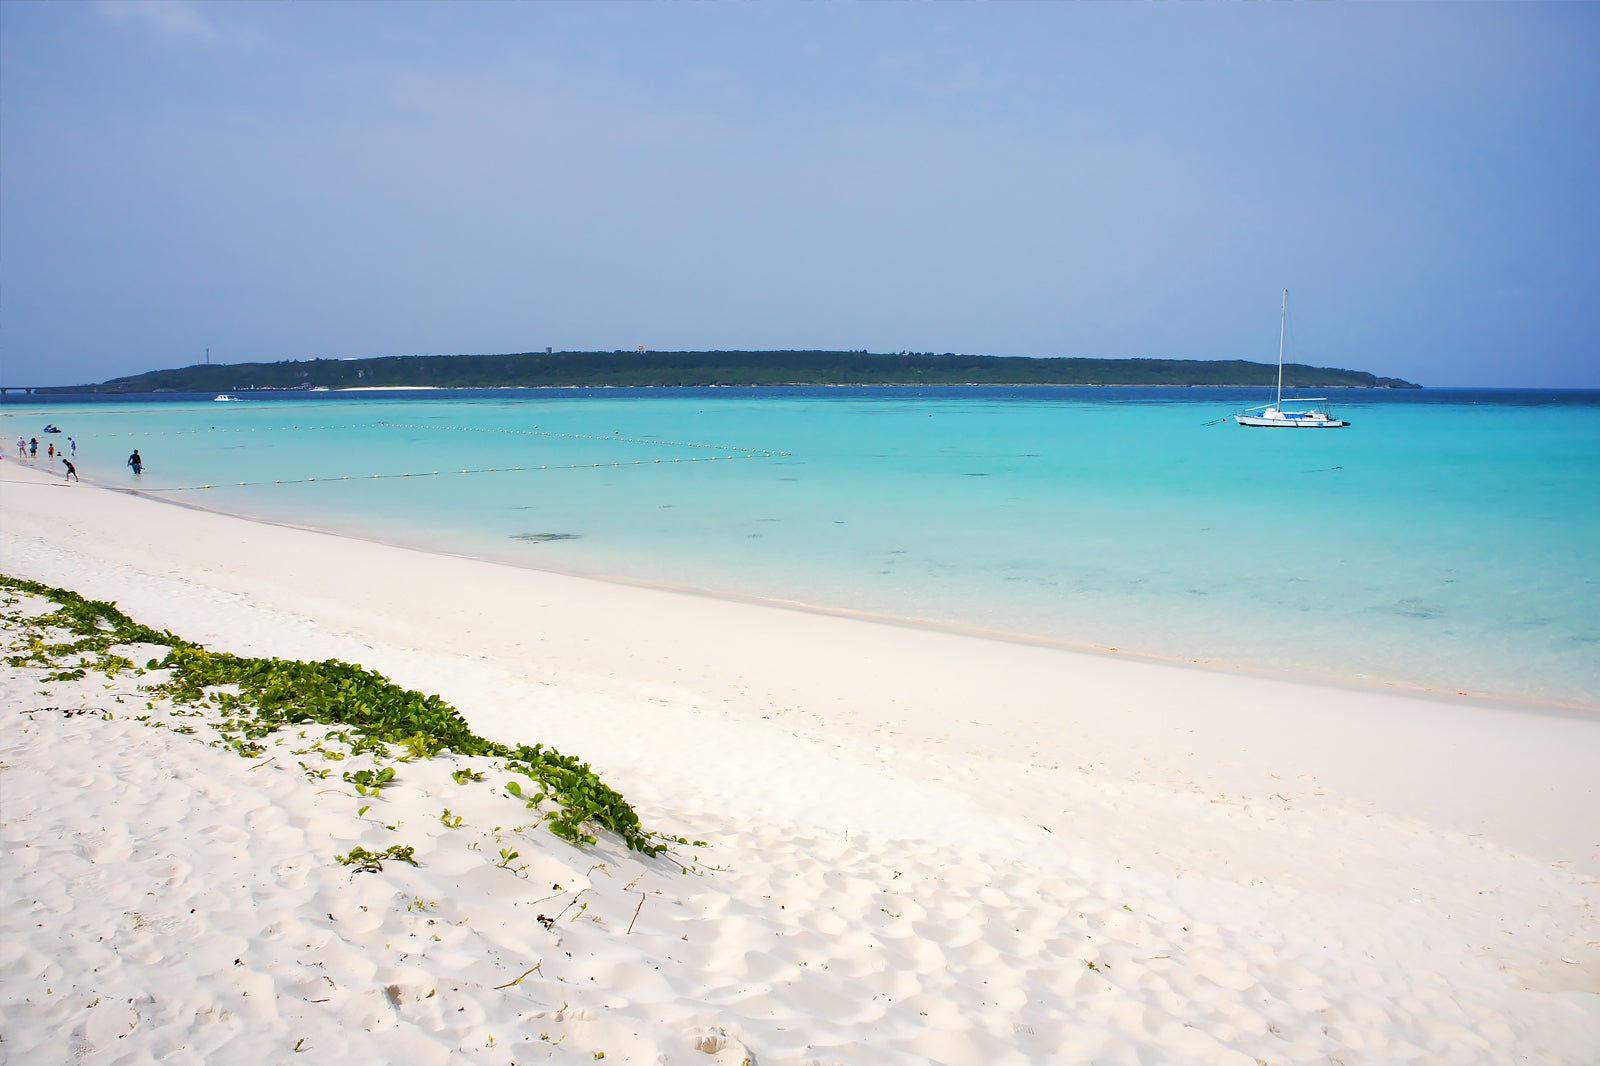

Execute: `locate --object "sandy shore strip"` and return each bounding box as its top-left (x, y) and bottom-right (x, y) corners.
top-left (2, 460), bottom-right (1597, 1065)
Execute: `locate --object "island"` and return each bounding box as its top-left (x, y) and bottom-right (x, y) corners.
top-left (43, 350), bottom-right (1421, 393)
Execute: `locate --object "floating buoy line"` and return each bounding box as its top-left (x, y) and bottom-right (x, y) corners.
top-left (81, 421), bottom-right (791, 494)
top-left (157, 453), bottom-right (777, 493)
top-left (77, 420), bottom-right (784, 455)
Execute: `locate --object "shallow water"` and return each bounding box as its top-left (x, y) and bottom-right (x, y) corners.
top-left (6, 386), bottom-right (1597, 707)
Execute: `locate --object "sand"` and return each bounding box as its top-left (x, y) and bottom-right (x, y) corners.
top-left (2, 458), bottom-right (1597, 1064)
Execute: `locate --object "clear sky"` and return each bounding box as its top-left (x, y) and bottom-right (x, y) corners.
top-left (3, 1), bottom-right (1597, 389)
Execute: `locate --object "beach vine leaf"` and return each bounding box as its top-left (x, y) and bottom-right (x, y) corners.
top-left (335, 844), bottom-right (417, 872)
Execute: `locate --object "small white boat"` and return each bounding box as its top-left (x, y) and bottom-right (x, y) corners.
top-left (213, 394), bottom-right (241, 402)
top-left (1234, 290), bottom-right (1349, 429)
top-left (1235, 404), bottom-right (1346, 428)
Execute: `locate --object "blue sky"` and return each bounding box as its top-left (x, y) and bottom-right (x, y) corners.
top-left (3, 1), bottom-right (1597, 388)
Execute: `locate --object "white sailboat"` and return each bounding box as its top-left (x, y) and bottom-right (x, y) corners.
top-left (1234, 290), bottom-right (1349, 428)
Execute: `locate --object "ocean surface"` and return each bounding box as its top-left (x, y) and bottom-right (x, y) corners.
top-left (5, 386), bottom-right (1597, 709)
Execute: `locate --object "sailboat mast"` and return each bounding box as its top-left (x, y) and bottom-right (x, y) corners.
top-left (1276, 288), bottom-right (1287, 407)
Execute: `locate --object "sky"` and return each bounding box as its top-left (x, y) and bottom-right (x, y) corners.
top-left (3, 2), bottom-right (1598, 389)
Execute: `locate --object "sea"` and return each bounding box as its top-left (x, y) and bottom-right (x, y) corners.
top-left (4, 386), bottom-right (1597, 709)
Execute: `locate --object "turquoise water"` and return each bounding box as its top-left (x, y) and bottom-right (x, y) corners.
top-left (5, 387), bottom-right (1597, 708)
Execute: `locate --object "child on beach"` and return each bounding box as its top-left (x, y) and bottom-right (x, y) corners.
top-left (62, 458), bottom-right (78, 482)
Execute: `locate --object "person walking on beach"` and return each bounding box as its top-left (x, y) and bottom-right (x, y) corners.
top-left (29, 438), bottom-right (38, 458)
top-left (47, 442), bottom-right (55, 458)
top-left (62, 457), bottom-right (78, 482)
top-left (127, 449), bottom-right (143, 474)
top-left (69, 437), bottom-right (76, 455)
top-left (15, 436), bottom-right (24, 456)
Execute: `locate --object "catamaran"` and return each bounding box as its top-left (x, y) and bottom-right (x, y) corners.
top-left (1234, 290), bottom-right (1349, 428)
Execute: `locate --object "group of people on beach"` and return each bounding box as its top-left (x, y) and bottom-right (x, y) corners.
top-left (15, 434), bottom-right (72, 459)
top-left (10, 430), bottom-right (143, 482)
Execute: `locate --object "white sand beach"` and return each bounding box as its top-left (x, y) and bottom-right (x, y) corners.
top-left (2, 459), bottom-right (1597, 1065)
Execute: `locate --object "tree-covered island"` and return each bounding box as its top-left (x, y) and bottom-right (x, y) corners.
top-left (48, 350), bottom-right (1420, 393)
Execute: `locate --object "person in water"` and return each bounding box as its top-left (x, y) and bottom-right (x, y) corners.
top-left (127, 449), bottom-right (143, 474)
top-left (62, 457), bottom-right (78, 483)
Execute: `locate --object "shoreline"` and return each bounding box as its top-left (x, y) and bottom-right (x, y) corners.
top-left (3, 460), bottom-right (1598, 1063)
top-left (5, 460), bottom-right (1600, 863)
top-left (39, 461), bottom-right (1600, 718)
top-left (5, 438), bottom-right (1591, 717)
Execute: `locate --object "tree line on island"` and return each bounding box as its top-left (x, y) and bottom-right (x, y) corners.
top-left (55, 350), bottom-right (1420, 393)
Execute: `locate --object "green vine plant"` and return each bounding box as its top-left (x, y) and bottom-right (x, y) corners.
top-left (335, 844), bottom-right (418, 873)
top-left (344, 766), bottom-right (397, 796)
top-left (1, 574), bottom-right (675, 858)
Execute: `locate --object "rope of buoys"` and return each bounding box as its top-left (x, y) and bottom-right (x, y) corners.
top-left (73, 421), bottom-right (788, 456)
top-left (151, 451), bottom-right (774, 492)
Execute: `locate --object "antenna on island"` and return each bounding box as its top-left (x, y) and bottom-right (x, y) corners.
top-left (206, 346), bottom-right (211, 365)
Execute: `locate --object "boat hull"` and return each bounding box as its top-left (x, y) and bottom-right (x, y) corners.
top-left (1235, 412), bottom-right (1348, 428)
